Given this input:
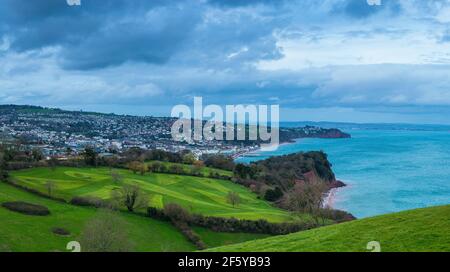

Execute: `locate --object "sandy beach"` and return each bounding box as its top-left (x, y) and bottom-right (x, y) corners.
top-left (323, 188), bottom-right (338, 208)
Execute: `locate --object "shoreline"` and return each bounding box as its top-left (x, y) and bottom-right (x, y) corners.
top-left (232, 140), bottom-right (295, 160)
top-left (323, 187), bottom-right (338, 208)
top-left (232, 140), bottom-right (351, 215)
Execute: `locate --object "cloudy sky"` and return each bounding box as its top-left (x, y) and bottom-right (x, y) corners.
top-left (1, 0), bottom-right (450, 124)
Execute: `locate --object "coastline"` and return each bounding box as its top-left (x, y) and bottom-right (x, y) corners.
top-left (232, 140), bottom-right (297, 160)
top-left (233, 141), bottom-right (348, 213)
top-left (323, 187), bottom-right (338, 208)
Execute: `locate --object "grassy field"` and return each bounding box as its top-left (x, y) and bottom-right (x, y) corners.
top-left (193, 227), bottom-right (269, 248)
top-left (10, 167), bottom-right (297, 222)
top-left (147, 161), bottom-right (233, 177)
top-left (0, 182), bottom-right (271, 252)
top-left (0, 182), bottom-right (195, 252)
top-left (206, 205), bottom-right (450, 252)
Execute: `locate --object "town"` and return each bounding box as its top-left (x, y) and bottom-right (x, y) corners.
top-left (0, 105), bottom-right (350, 160)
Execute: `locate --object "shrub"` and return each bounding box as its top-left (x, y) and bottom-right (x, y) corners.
top-left (3, 179), bottom-right (66, 203)
top-left (2, 201), bottom-right (50, 216)
top-left (148, 207), bottom-right (317, 235)
top-left (321, 208), bottom-right (356, 222)
top-left (52, 227), bottom-right (71, 236)
top-left (163, 203), bottom-right (192, 222)
top-left (264, 187), bottom-right (283, 202)
top-left (80, 209), bottom-right (133, 252)
top-left (70, 196), bottom-right (107, 208)
top-left (172, 220), bottom-right (206, 250)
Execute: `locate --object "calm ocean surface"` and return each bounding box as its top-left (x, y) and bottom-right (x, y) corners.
top-left (236, 128), bottom-right (450, 218)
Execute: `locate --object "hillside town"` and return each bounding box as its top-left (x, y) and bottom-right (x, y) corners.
top-left (0, 105), bottom-right (350, 160)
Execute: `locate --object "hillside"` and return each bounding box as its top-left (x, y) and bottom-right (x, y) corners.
top-left (206, 205), bottom-right (450, 252)
top-left (0, 181), bottom-right (268, 252)
top-left (9, 167), bottom-right (299, 222)
top-left (0, 182), bottom-right (194, 252)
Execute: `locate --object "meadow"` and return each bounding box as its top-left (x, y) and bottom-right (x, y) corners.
top-left (146, 160), bottom-right (233, 177)
top-left (10, 166), bottom-right (297, 222)
top-left (207, 205), bottom-right (450, 252)
top-left (0, 181), bottom-right (268, 252)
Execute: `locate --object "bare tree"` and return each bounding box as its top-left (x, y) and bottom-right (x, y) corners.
top-left (80, 209), bottom-right (133, 252)
top-left (111, 184), bottom-right (148, 212)
top-left (45, 180), bottom-right (57, 197)
top-left (48, 157), bottom-right (58, 171)
top-left (281, 178), bottom-right (327, 224)
top-left (226, 191), bottom-right (241, 208)
top-left (110, 170), bottom-right (123, 184)
top-left (191, 160), bottom-right (204, 175)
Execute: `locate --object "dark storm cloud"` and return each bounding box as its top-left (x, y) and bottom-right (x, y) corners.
top-left (1, 0), bottom-right (450, 124)
top-left (0, 0), bottom-right (198, 69)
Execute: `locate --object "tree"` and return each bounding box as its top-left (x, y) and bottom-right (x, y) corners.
top-left (45, 180), bottom-right (57, 197)
top-left (182, 153), bottom-right (196, 165)
top-left (128, 161), bottom-right (142, 175)
top-left (202, 154), bottom-right (235, 171)
top-left (31, 148), bottom-right (43, 161)
top-left (191, 160), bottom-right (204, 175)
top-left (169, 164), bottom-right (184, 174)
top-left (65, 147), bottom-right (73, 156)
top-left (0, 152), bottom-right (9, 181)
top-left (111, 184), bottom-right (148, 212)
top-left (281, 178), bottom-right (327, 224)
top-left (138, 163), bottom-right (148, 175)
top-left (264, 187), bottom-right (283, 202)
top-left (150, 161), bottom-right (162, 172)
top-left (163, 203), bottom-right (191, 222)
top-left (80, 209), bottom-right (133, 252)
top-left (226, 191), bottom-right (241, 208)
top-left (83, 147), bottom-right (98, 167)
top-left (110, 170), bottom-right (123, 184)
top-left (48, 157), bottom-right (58, 171)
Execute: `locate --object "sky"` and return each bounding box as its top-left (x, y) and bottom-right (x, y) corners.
top-left (0, 0), bottom-right (450, 124)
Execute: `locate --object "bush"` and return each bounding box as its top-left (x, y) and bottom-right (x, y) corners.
top-left (148, 207), bottom-right (317, 235)
top-left (2, 201), bottom-right (50, 216)
top-left (264, 187), bottom-right (283, 202)
top-left (70, 196), bottom-right (107, 208)
top-left (52, 227), bottom-right (71, 236)
top-left (172, 220), bottom-right (206, 250)
top-left (3, 179), bottom-right (66, 203)
top-left (163, 203), bottom-right (192, 222)
top-left (80, 209), bottom-right (133, 252)
top-left (321, 208), bottom-right (356, 222)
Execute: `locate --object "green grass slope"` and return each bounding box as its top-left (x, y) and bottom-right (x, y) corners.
top-left (0, 182), bottom-right (268, 252)
top-left (147, 161), bottom-right (233, 177)
top-left (206, 205), bottom-right (450, 252)
top-left (0, 182), bottom-right (195, 252)
top-left (11, 167), bottom-right (296, 222)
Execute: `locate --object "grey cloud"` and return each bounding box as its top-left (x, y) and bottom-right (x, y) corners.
top-left (0, 0), bottom-right (200, 69)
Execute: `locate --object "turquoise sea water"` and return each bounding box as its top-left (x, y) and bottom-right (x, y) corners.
top-left (236, 129), bottom-right (450, 218)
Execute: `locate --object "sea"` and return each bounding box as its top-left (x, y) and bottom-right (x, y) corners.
top-left (235, 123), bottom-right (450, 218)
